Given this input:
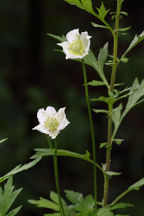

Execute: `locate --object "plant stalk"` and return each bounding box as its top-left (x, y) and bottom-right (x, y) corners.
top-left (53, 139), bottom-right (65, 216)
top-left (103, 0), bottom-right (123, 207)
top-left (81, 59), bottom-right (97, 213)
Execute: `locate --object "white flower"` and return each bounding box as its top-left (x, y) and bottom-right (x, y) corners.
top-left (33, 106), bottom-right (70, 139)
top-left (57, 28), bottom-right (91, 60)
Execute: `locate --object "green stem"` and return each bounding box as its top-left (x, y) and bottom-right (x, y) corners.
top-left (81, 59), bottom-right (97, 213)
top-left (111, 189), bottom-right (129, 205)
top-left (53, 139), bottom-right (65, 216)
top-left (103, 0), bottom-right (123, 207)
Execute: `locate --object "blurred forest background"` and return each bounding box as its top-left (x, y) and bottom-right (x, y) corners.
top-left (0, 0), bottom-right (144, 215)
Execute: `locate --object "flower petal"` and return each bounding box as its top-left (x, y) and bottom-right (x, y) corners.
top-left (80, 32), bottom-right (91, 54)
top-left (32, 124), bottom-right (48, 134)
top-left (46, 106), bottom-right (57, 118)
top-left (66, 29), bottom-right (80, 43)
top-left (58, 119), bottom-right (70, 131)
top-left (37, 108), bottom-right (48, 124)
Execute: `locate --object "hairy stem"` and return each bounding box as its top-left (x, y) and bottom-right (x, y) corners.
top-left (53, 139), bottom-right (65, 216)
top-left (103, 0), bottom-right (123, 207)
top-left (81, 59), bottom-right (97, 213)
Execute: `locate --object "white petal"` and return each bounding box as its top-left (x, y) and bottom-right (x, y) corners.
top-left (32, 124), bottom-right (48, 134)
top-left (56, 107), bottom-right (66, 121)
top-left (66, 29), bottom-right (80, 43)
top-left (57, 41), bottom-right (69, 50)
top-left (80, 32), bottom-right (91, 54)
top-left (37, 108), bottom-right (48, 124)
top-left (48, 130), bottom-right (60, 139)
top-left (46, 106), bottom-right (57, 118)
top-left (58, 119), bottom-right (70, 131)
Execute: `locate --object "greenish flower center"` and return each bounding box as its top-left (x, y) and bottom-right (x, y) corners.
top-left (68, 40), bottom-right (84, 56)
top-left (45, 118), bottom-right (59, 132)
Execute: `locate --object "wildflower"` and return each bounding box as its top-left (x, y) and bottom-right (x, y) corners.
top-left (33, 106), bottom-right (70, 139)
top-left (57, 28), bottom-right (91, 59)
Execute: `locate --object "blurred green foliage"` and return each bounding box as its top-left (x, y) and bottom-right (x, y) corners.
top-left (0, 0), bottom-right (144, 216)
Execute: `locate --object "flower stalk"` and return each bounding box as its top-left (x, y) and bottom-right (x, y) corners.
top-left (53, 139), bottom-right (65, 216)
top-left (81, 59), bottom-right (97, 213)
top-left (103, 0), bottom-right (123, 207)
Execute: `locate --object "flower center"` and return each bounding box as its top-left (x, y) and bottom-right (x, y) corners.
top-left (45, 118), bottom-right (59, 132)
top-left (68, 40), bottom-right (84, 56)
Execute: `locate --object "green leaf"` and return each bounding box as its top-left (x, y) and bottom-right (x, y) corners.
top-left (109, 202), bottom-right (134, 210)
top-left (50, 191), bottom-right (59, 204)
top-left (99, 142), bottom-right (108, 149)
top-left (112, 103), bottom-right (123, 129)
top-left (6, 206), bottom-right (22, 216)
top-left (91, 22), bottom-right (109, 29)
top-left (0, 138), bottom-right (8, 144)
top-left (64, 0), bottom-right (83, 10)
top-left (65, 190), bottom-right (83, 204)
top-left (29, 197), bottom-right (59, 211)
top-left (81, 0), bottom-right (93, 13)
top-left (83, 50), bottom-right (109, 87)
top-left (0, 177), bottom-right (22, 216)
top-left (118, 26), bottom-right (131, 32)
top-left (93, 109), bottom-right (108, 114)
top-left (113, 139), bottom-right (123, 145)
top-left (97, 207), bottom-right (114, 216)
top-left (98, 43), bottom-right (108, 71)
top-left (44, 213), bottom-right (60, 216)
top-left (122, 78), bottom-right (144, 118)
top-left (87, 80), bottom-right (105, 87)
top-left (0, 158), bottom-right (41, 184)
top-left (47, 33), bottom-right (66, 42)
top-left (31, 148), bottom-right (90, 161)
top-left (121, 30), bottom-right (144, 58)
top-left (106, 171), bottom-right (121, 176)
top-left (65, 192), bottom-right (95, 213)
top-left (91, 96), bottom-right (116, 106)
top-left (97, 2), bottom-right (110, 20)
top-left (128, 178), bottom-right (144, 191)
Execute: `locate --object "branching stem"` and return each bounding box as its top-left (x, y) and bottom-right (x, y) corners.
top-left (103, 0), bottom-right (123, 207)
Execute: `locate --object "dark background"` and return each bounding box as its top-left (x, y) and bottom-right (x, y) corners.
top-left (0, 0), bottom-right (144, 215)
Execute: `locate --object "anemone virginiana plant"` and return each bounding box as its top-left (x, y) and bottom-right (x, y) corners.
top-left (29, 0), bottom-right (144, 216)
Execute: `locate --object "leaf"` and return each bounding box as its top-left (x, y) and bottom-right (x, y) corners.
top-left (0, 177), bottom-right (22, 216)
top-left (118, 26), bottom-right (131, 32)
top-left (99, 142), bottom-right (108, 149)
top-left (83, 50), bottom-right (109, 87)
top-left (97, 207), bottom-right (114, 216)
top-left (97, 2), bottom-right (110, 20)
top-left (91, 96), bottom-right (116, 106)
top-left (109, 202), bottom-right (134, 210)
top-left (6, 206), bottom-right (22, 216)
top-left (113, 139), bottom-right (123, 145)
top-left (121, 30), bottom-right (144, 58)
top-left (0, 138), bottom-right (8, 144)
top-left (122, 78), bottom-right (144, 118)
top-left (64, 0), bottom-right (83, 9)
top-left (50, 191), bottom-right (59, 204)
top-left (91, 22), bottom-right (108, 29)
top-left (0, 158), bottom-right (41, 184)
top-left (98, 43), bottom-right (108, 71)
top-left (87, 80), bottom-right (105, 87)
top-left (128, 178), bottom-right (144, 191)
top-left (106, 171), bottom-right (121, 176)
top-left (93, 109), bottom-right (108, 114)
top-left (65, 190), bottom-right (83, 204)
top-left (47, 33), bottom-right (66, 42)
top-left (29, 197), bottom-right (60, 211)
top-left (31, 148), bottom-right (90, 161)
top-left (112, 103), bottom-right (123, 129)
top-left (81, 0), bottom-right (93, 13)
